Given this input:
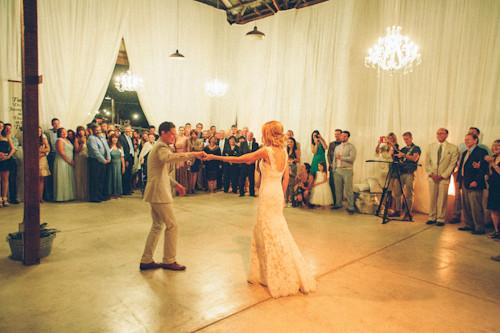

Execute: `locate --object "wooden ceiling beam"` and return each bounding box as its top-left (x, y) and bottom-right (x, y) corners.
top-left (296, 0), bottom-right (328, 9)
top-left (228, 0), bottom-right (261, 12)
top-left (262, 1), bottom-right (276, 13)
top-left (272, 0), bottom-right (280, 11)
top-left (254, 7), bottom-right (262, 16)
top-left (239, 11), bottom-right (274, 24)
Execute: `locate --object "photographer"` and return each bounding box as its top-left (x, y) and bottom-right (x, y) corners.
top-left (389, 132), bottom-right (421, 221)
top-left (310, 130), bottom-right (327, 177)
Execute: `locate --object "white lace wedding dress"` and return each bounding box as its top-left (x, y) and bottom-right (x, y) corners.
top-left (247, 147), bottom-right (317, 298)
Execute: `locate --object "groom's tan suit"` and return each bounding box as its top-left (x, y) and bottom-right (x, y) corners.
top-left (425, 141), bottom-right (459, 223)
top-left (141, 139), bottom-right (192, 264)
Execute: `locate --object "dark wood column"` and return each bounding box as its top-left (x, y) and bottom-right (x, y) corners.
top-left (21, 0), bottom-right (41, 266)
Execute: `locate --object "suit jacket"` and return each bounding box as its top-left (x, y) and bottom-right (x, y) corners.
top-left (143, 139), bottom-right (192, 203)
top-left (327, 141), bottom-right (341, 170)
top-left (119, 133), bottom-right (134, 160)
top-left (456, 146), bottom-right (488, 190)
top-left (43, 128), bottom-right (58, 154)
top-left (425, 141), bottom-right (459, 184)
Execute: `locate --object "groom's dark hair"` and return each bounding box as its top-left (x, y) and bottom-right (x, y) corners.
top-left (159, 122), bottom-right (175, 136)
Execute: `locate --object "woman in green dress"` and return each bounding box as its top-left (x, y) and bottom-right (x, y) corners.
top-left (310, 130), bottom-right (327, 177)
top-left (53, 128), bottom-right (75, 202)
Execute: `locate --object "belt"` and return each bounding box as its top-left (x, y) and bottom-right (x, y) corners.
top-left (336, 167), bottom-right (353, 170)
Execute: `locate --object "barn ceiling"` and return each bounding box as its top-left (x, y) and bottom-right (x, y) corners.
top-left (194, 0), bottom-right (329, 25)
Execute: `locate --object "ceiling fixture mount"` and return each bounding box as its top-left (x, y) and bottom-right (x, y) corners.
top-left (365, 26), bottom-right (421, 76)
top-left (115, 70), bottom-right (144, 93)
top-left (170, 0), bottom-right (185, 60)
top-left (246, 25), bottom-right (265, 40)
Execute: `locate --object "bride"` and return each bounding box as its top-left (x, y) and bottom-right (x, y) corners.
top-left (206, 121), bottom-right (317, 298)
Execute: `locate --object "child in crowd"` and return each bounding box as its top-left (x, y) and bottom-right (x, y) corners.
top-left (309, 161), bottom-right (333, 209)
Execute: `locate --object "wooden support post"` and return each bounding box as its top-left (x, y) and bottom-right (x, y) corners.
top-left (21, 0), bottom-right (41, 266)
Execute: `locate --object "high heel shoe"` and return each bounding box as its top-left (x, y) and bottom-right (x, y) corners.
top-left (2, 197), bottom-right (9, 207)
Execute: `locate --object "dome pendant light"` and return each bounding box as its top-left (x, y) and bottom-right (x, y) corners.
top-left (246, 25), bottom-right (265, 40)
top-left (170, 0), bottom-right (185, 60)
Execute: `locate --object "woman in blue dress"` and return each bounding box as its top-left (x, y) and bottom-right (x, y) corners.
top-left (107, 134), bottom-right (125, 199)
top-left (310, 130), bottom-right (328, 177)
top-left (53, 128), bottom-right (75, 202)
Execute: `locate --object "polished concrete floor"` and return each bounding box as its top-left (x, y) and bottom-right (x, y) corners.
top-left (1, 191), bottom-right (499, 333)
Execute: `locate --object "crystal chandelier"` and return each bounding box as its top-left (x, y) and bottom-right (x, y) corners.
top-left (205, 77), bottom-right (228, 98)
top-left (365, 26), bottom-right (421, 76)
top-left (115, 70), bottom-right (144, 93)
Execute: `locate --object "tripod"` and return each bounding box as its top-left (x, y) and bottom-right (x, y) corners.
top-left (366, 160), bottom-right (413, 224)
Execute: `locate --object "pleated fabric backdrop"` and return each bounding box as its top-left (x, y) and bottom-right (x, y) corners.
top-left (1, 0), bottom-right (499, 213)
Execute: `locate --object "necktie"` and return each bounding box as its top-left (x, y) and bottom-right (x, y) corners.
top-left (437, 144), bottom-right (443, 166)
top-left (337, 143), bottom-right (344, 167)
top-left (462, 149), bottom-right (470, 176)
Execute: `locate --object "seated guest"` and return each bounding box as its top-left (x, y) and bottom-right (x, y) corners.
top-left (293, 163), bottom-right (313, 207)
top-left (203, 136), bottom-right (221, 193)
top-left (485, 140), bottom-right (500, 240)
top-left (38, 127), bottom-right (51, 203)
top-left (223, 136), bottom-right (240, 194)
top-left (107, 134), bottom-right (125, 199)
top-left (53, 128), bottom-right (75, 202)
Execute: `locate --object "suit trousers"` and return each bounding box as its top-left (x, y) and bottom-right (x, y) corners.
top-left (122, 155), bottom-right (134, 194)
top-left (197, 161), bottom-right (204, 190)
top-left (217, 166), bottom-right (223, 189)
top-left (428, 180), bottom-right (450, 222)
top-left (141, 203), bottom-right (177, 264)
top-left (461, 180), bottom-right (484, 232)
top-left (394, 172), bottom-right (415, 213)
top-left (44, 153), bottom-right (55, 201)
top-left (329, 169), bottom-right (339, 203)
top-left (239, 164), bottom-right (255, 196)
top-left (8, 158), bottom-right (17, 200)
top-left (453, 180), bottom-right (462, 219)
top-left (333, 169), bottom-right (354, 210)
top-left (88, 157), bottom-right (106, 201)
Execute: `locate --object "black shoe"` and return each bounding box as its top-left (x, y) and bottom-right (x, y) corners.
top-left (388, 211), bottom-right (401, 217)
top-left (348, 210), bottom-right (355, 215)
top-left (10, 199), bottom-right (20, 204)
top-left (99, 197), bottom-right (108, 201)
top-left (449, 217), bottom-right (461, 224)
top-left (249, 194), bottom-right (257, 197)
top-left (458, 227), bottom-right (472, 231)
top-left (90, 199), bottom-right (102, 203)
top-left (436, 222), bottom-right (444, 226)
top-left (426, 220), bottom-right (436, 225)
top-left (471, 230), bottom-right (485, 235)
top-left (331, 206), bottom-right (342, 210)
top-left (239, 194), bottom-right (245, 197)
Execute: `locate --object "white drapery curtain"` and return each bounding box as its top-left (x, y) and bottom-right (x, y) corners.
top-left (123, 0), bottom-right (233, 130)
top-left (1, 0), bottom-right (499, 212)
top-left (38, 0), bottom-right (128, 130)
top-left (0, 0), bottom-right (21, 123)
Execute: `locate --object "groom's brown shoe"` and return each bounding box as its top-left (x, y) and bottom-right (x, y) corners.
top-left (162, 262), bottom-right (186, 271)
top-left (139, 262), bottom-right (162, 270)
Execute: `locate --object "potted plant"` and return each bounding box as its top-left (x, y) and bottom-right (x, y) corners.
top-left (6, 223), bottom-right (60, 261)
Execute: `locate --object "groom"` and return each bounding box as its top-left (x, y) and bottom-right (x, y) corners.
top-left (140, 121), bottom-right (206, 271)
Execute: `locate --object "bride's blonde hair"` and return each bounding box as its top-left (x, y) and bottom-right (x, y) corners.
top-left (261, 121), bottom-right (287, 147)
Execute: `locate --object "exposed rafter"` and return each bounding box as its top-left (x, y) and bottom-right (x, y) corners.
top-left (195, 0), bottom-right (329, 25)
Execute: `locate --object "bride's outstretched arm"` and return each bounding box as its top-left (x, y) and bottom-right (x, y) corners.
top-left (206, 147), bottom-right (267, 164)
top-left (282, 163), bottom-right (289, 194)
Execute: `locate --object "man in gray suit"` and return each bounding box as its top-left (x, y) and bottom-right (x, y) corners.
top-left (425, 128), bottom-right (459, 226)
top-left (139, 122), bottom-right (206, 271)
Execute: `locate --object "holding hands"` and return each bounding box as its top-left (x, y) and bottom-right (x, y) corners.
top-left (191, 151), bottom-right (207, 160)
